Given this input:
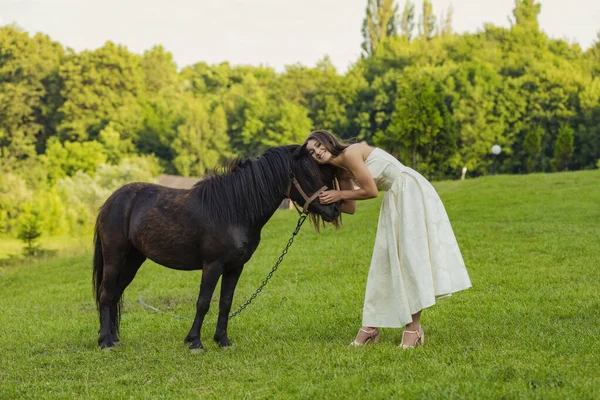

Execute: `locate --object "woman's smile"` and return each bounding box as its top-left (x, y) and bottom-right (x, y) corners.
top-left (306, 139), bottom-right (331, 164)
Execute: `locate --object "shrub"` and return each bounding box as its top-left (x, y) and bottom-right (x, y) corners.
top-left (17, 204), bottom-right (42, 256)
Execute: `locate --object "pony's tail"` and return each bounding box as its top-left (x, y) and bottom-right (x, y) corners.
top-left (92, 222), bottom-right (103, 313)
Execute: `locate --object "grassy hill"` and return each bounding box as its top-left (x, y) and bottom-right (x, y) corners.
top-left (1, 170), bottom-right (599, 399)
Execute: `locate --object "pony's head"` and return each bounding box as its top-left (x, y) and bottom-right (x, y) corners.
top-left (289, 145), bottom-right (341, 228)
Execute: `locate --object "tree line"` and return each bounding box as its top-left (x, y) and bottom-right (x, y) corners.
top-left (0, 0), bottom-right (599, 238)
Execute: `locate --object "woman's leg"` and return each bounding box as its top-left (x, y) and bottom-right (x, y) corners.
top-left (405, 311), bottom-right (421, 330)
top-left (401, 311), bottom-right (424, 348)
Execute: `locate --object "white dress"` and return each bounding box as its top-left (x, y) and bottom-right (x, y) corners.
top-left (362, 148), bottom-right (472, 328)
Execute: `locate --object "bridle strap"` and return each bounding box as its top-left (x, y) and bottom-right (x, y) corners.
top-left (291, 177), bottom-right (328, 214)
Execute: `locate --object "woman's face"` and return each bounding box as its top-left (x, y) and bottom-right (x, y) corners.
top-left (306, 139), bottom-right (332, 164)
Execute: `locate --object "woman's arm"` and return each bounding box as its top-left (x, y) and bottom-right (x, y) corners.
top-left (338, 178), bottom-right (357, 214)
top-left (319, 146), bottom-right (379, 204)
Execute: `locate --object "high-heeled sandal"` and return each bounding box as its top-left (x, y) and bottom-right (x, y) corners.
top-left (400, 326), bottom-right (424, 349)
top-left (350, 327), bottom-right (380, 346)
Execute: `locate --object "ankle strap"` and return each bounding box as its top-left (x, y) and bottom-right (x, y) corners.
top-left (360, 328), bottom-right (378, 334)
top-left (403, 326), bottom-right (422, 334)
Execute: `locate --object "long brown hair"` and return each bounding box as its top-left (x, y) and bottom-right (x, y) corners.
top-left (302, 130), bottom-right (350, 231)
top-left (303, 130), bottom-right (350, 157)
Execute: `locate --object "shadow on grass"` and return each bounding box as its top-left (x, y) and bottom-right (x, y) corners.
top-left (0, 248), bottom-right (60, 268)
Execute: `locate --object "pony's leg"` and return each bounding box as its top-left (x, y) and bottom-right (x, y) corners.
top-left (214, 266), bottom-right (244, 347)
top-left (97, 245), bottom-right (129, 349)
top-left (184, 261), bottom-right (224, 350)
top-left (109, 249), bottom-right (146, 344)
top-left (98, 262), bottom-right (121, 349)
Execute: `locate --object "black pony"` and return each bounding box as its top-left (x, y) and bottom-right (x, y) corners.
top-left (93, 145), bottom-right (340, 350)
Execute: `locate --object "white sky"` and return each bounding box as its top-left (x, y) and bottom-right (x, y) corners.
top-left (1, 0), bottom-right (599, 73)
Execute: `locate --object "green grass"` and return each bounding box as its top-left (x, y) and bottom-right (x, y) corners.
top-left (0, 234), bottom-right (92, 262)
top-left (1, 170), bottom-right (599, 399)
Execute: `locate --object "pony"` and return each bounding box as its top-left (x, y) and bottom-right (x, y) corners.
top-left (93, 145), bottom-right (340, 350)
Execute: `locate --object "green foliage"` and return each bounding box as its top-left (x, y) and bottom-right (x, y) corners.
top-left (43, 137), bottom-right (107, 182)
top-left (172, 97), bottom-right (216, 176)
top-left (57, 41), bottom-right (144, 142)
top-left (375, 70), bottom-right (457, 178)
top-left (140, 45), bottom-right (179, 93)
top-left (240, 97), bottom-right (311, 156)
top-left (94, 155), bottom-right (161, 189)
top-left (55, 156), bottom-right (160, 234)
top-left (36, 187), bottom-right (68, 236)
top-left (0, 26), bottom-right (64, 168)
top-left (307, 58), bottom-right (368, 139)
top-left (98, 123), bottom-right (134, 165)
top-left (0, 172), bottom-right (32, 234)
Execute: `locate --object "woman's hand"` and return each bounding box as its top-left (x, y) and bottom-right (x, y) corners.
top-left (319, 190), bottom-right (344, 204)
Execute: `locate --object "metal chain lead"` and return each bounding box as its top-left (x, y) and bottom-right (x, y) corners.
top-left (227, 213), bottom-right (307, 320)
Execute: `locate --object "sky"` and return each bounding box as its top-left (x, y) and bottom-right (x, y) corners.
top-left (1, 0), bottom-right (599, 73)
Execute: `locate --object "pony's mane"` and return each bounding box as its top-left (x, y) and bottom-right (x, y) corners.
top-left (191, 147), bottom-right (293, 225)
top-left (308, 163), bottom-right (342, 232)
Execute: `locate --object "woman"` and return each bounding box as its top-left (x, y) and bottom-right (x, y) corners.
top-left (304, 130), bottom-right (471, 348)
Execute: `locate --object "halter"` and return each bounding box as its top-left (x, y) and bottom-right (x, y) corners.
top-left (290, 176), bottom-right (328, 214)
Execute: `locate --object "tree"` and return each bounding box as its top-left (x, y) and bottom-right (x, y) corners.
top-left (361, 0), bottom-right (399, 56)
top-left (307, 57), bottom-right (367, 138)
top-left (553, 124), bottom-right (574, 171)
top-left (439, 4), bottom-right (453, 37)
top-left (449, 62), bottom-right (510, 174)
top-left (57, 41), bottom-right (145, 142)
top-left (0, 26), bottom-right (64, 168)
top-left (240, 96), bottom-right (312, 156)
top-left (510, 0), bottom-right (541, 32)
top-left (17, 204), bottom-right (42, 256)
top-left (141, 45), bottom-right (179, 94)
top-left (419, 0), bottom-right (437, 40)
top-left (587, 31), bottom-right (600, 76)
top-left (523, 125), bottom-right (543, 172)
top-left (171, 97), bottom-right (216, 176)
top-left (374, 71), bottom-right (454, 174)
top-left (399, 0), bottom-right (415, 42)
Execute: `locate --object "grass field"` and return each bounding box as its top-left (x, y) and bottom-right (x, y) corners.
top-left (1, 170), bottom-right (599, 399)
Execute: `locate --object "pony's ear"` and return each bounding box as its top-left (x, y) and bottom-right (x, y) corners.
top-left (292, 144), bottom-right (308, 160)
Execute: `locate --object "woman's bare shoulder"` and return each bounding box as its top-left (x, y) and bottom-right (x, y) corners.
top-left (344, 142), bottom-right (375, 161)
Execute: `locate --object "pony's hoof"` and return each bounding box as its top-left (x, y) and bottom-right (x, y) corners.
top-left (189, 342), bottom-right (204, 351)
top-left (184, 335), bottom-right (196, 345)
top-left (215, 337), bottom-right (232, 347)
top-left (100, 342), bottom-right (115, 351)
top-left (99, 337), bottom-right (115, 350)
